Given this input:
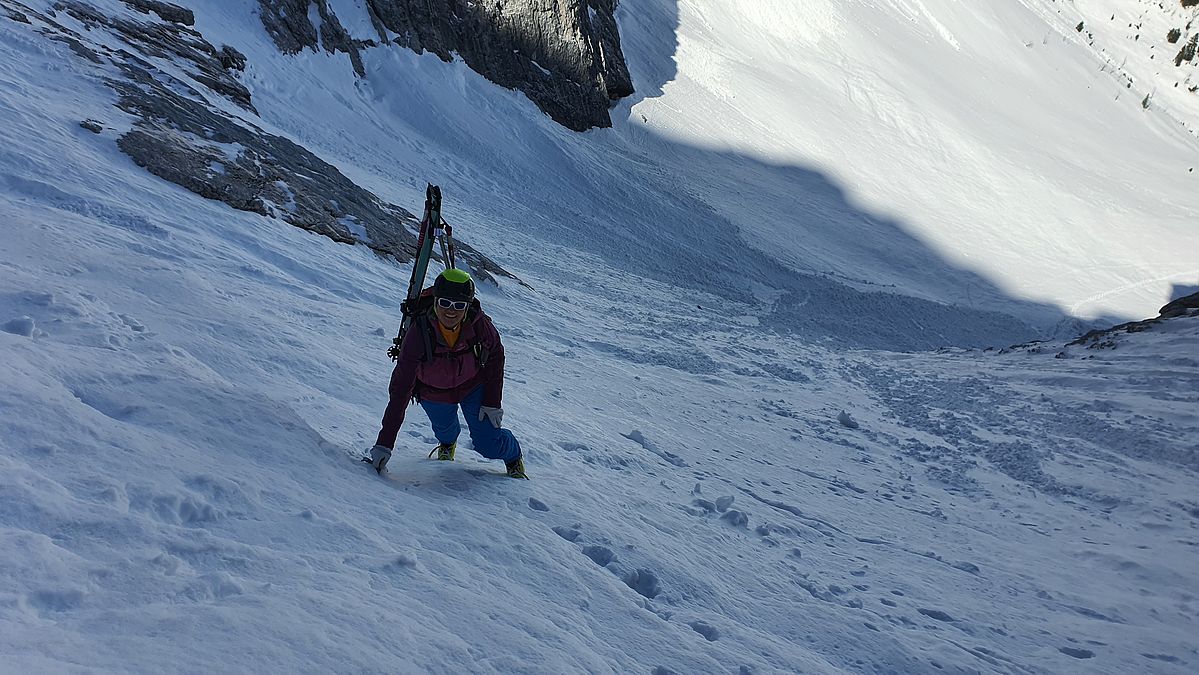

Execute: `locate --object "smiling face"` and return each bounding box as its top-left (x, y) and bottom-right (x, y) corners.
top-left (431, 269), bottom-right (475, 330)
top-left (433, 297), bottom-right (468, 330)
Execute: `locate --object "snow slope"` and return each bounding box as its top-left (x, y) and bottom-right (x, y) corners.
top-left (631, 0), bottom-right (1198, 324)
top-left (1, 0), bottom-right (1198, 673)
top-left (179, 0), bottom-right (1199, 340)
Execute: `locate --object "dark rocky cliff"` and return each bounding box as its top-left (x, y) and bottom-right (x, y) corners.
top-left (5, 0), bottom-right (516, 284)
top-left (258, 0), bottom-right (633, 131)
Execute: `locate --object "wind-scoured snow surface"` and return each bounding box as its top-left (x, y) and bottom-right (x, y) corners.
top-left (2, 0), bottom-right (1198, 673)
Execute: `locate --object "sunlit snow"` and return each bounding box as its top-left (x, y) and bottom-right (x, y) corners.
top-left (1, 0), bottom-right (1197, 673)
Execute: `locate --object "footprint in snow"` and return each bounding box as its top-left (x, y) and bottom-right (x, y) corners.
top-left (2, 315), bottom-right (37, 337)
top-left (556, 440), bottom-right (637, 471)
top-left (582, 545), bottom-right (614, 567)
top-left (622, 430), bottom-right (688, 467)
top-left (552, 525), bottom-right (581, 542)
top-left (1059, 647), bottom-right (1094, 659)
top-left (621, 567), bottom-right (662, 599)
top-left (917, 608), bottom-right (955, 622)
top-left (26, 588), bottom-right (86, 614)
top-left (688, 620), bottom-right (720, 641)
top-left (128, 487), bottom-right (221, 527)
top-left (117, 313), bottom-right (146, 332)
top-left (552, 523), bottom-right (665, 600)
top-left (182, 572), bottom-right (245, 602)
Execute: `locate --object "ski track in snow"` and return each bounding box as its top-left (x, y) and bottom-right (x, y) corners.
top-left (1, 0), bottom-right (1198, 673)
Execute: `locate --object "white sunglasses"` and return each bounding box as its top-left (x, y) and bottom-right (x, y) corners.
top-left (436, 297), bottom-right (470, 310)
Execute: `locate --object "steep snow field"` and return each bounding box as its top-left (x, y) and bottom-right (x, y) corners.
top-left (184, 0), bottom-right (1199, 338)
top-left (2, 0), bottom-right (1198, 673)
top-left (630, 0), bottom-right (1199, 324)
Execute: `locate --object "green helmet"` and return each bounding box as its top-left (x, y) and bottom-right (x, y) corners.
top-left (433, 268), bottom-right (475, 302)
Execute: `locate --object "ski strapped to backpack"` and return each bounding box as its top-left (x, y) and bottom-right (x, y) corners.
top-left (389, 185), bottom-right (442, 361)
top-left (438, 219), bottom-right (458, 270)
top-left (387, 186), bottom-right (470, 362)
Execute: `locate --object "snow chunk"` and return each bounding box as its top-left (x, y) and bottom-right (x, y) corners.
top-left (837, 410), bottom-right (860, 429)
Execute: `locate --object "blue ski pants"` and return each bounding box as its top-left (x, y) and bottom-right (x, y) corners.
top-left (419, 385), bottom-right (521, 463)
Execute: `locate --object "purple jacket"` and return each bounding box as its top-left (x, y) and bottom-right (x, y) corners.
top-left (375, 300), bottom-right (505, 448)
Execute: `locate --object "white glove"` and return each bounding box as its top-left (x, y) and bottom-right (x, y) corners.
top-left (479, 406), bottom-right (504, 428)
top-left (368, 444), bottom-right (392, 474)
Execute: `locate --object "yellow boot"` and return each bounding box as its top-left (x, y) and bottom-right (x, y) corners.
top-left (427, 442), bottom-right (456, 461)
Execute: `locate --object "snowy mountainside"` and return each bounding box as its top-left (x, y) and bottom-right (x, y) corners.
top-left (9, 0), bottom-right (1196, 347)
top-left (212, 0), bottom-right (1199, 337)
top-left (2, 0), bottom-right (1199, 673)
top-left (1040, 0), bottom-right (1199, 130)
top-left (622, 0), bottom-right (1199, 327)
top-left (3, 149), bottom-right (1198, 670)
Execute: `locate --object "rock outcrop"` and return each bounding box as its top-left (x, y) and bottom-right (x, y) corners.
top-left (257, 0), bottom-right (369, 77)
top-left (53, 1), bottom-right (254, 111)
top-left (1158, 291), bottom-right (1199, 318)
top-left (258, 0), bottom-right (634, 131)
top-left (1069, 291), bottom-right (1199, 348)
top-left (123, 0), bottom-right (194, 26)
top-left (6, 1), bottom-right (515, 284)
